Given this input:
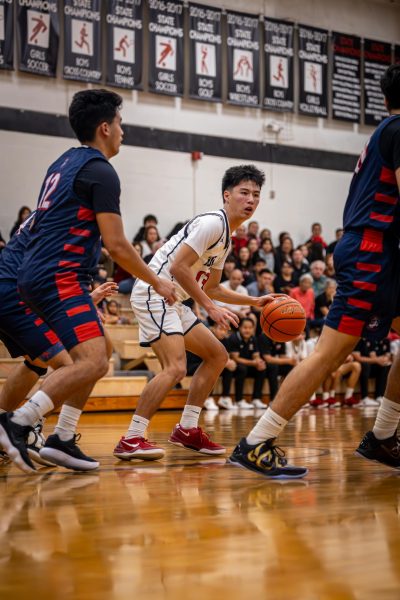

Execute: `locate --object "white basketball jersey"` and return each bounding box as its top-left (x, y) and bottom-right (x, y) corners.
top-left (132, 209), bottom-right (231, 302)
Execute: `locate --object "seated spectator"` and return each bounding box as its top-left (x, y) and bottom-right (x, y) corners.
top-left (221, 254), bottom-right (237, 282)
top-left (236, 246), bottom-right (254, 285)
top-left (298, 243), bottom-right (310, 263)
top-left (329, 355), bottom-right (361, 407)
top-left (313, 278), bottom-right (337, 329)
top-left (224, 318), bottom-right (267, 409)
top-left (113, 242), bottom-right (143, 294)
top-left (285, 333), bottom-right (308, 363)
top-left (306, 222), bottom-right (327, 250)
top-left (133, 214), bottom-right (158, 243)
top-left (274, 260), bottom-right (296, 294)
top-left (141, 225), bottom-right (161, 259)
top-left (104, 300), bottom-right (131, 325)
top-left (275, 231), bottom-right (290, 252)
top-left (290, 274), bottom-right (315, 336)
top-left (99, 246), bottom-right (115, 279)
top-left (310, 260), bottom-right (327, 296)
top-left (10, 206), bottom-right (31, 239)
top-left (324, 253), bottom-right (336, 279)
top-left (216, 269), bottom-right (251, 320)
top-left (292, 248), bottom-right (310, 283)
top-left (258, 237), bottom-right (275, 272)
top-left (327, 227), bottom-right (344, 255)
top-left (232, 224), bottom-right (248, 256)
top-left (353, 338), bottom-right (392, 406)
top-left (246, 268), bottom-right (274, 301)
top-left (247, 237), bottom-right (260, 262)
top-left (247, 220), bottom-right (260, 241)
top-left (275, 236), bottom-right (294, 273)
top-left (258, 334), bottom-right (296, 400)
top-left (259, 228), bottom-right (272, 241)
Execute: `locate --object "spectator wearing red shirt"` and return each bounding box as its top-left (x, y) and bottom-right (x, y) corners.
top-left (290, 273), bottom-right (315, 337)
top-left (232, 224), bottom-right (248, 256)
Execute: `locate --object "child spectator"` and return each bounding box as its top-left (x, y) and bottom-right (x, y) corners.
top-left (104, 300), bottom-right (131, 325)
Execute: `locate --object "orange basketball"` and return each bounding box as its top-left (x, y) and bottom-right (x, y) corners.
top-left (260, 297), bottom-right (306, 342)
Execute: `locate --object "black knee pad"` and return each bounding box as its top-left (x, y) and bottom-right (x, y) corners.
top-left (24, 360), bottom-right (48, 377)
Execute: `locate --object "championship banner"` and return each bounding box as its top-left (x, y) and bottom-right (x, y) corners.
top-left (189, 2), bottom-right (222, 102)
top-left (0, 0), bottom-right (14, 70)
top-left (263, 17), bottom-right (294, 112)
top-left (298, 25), bottom-right (329, 117)
top-left (106, 0), bottom-right (143, 90)
top-left (63, 0), bottom-right (101, 83)
top-left (363, 39), bottom-right (391, 126)
top-left (17, 0), bottom-right (59, 77)
top-left (226, 10), bottom-right (260, 107)
top-left (332, 32), bottom-right (361, 122)
top-left (148, 0), bottom-right (184, 96)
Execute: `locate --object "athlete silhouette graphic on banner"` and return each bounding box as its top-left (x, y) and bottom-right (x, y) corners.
top-left (158, 40), bottom-right (173, 67)
top-left (115, 34), bottom-right (131, 59)
top-left (75, 23), bottom-right (90, 54)
top-left (273, 59), bottom-right (285, 87)
top-left (30, 14), bottom-right (47, 44)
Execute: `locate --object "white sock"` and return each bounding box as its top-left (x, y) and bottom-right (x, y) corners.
top-left (180, 405), bottom-right (202, 429)
top-left (11, 391), bottom-right (54, 427)
top-left (344, 388), bottom-right (354, 400)
top-left (246, 407), bottom-right (288, 445)
top-left (322, 392), bottom-right (330, 401)
top-left (126, 414), bottom-right (149, 439)
top-left (373, 397), bottom-right (400, 440)
top-left (330, 390), bottom-right (336, 398)
top-left (54, 405), bottom-right (82, 441)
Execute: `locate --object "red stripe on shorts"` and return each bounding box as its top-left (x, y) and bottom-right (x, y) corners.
top-left (63, 243), bottom-right (85, 254)
top-left (337, 315), bottom-right (364, 337)
top-left (66, 304), bottom-right (92, 317)
top-left (55, 272), bottom-right (83, 301)
top-left (374, 192), bottom-right (398, 205)
top-left (45, 330), bottom-right (59, 346)
top-left (353, 280), bottom-right (377, 292)
top-left (58, 260), bottom-right (81, 268)
top-left (356, 262), bottom-right (381, 272)
top-left (77, 207), bottom-right (96, 221)
top-left (370, 212), bottom-right (394, 223)
top-left (380, 166), bottom-right (397, 185)
top-left (348, 298), bottom-right (372, 310)
top-left (69, 227), bottom-right (92, 238)
top-left (73, 321), bottom-right (102, 343)
top-left (360, 228), bottom-right (383, 253)
top-left (34, 318), bottom-right (44, 326)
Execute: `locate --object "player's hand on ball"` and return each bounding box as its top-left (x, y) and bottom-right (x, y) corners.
top-left (208, 305), bottom-right (240, 329)
top-left (155, 279), bottom-right (177, 305)
top-left (91, 281), bottom-right (119, 305)
top-left (254, 293), bottom-right (290, 308)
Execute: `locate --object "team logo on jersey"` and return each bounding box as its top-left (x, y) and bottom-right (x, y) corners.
top-left (204, 256), bottom-right (217, 267)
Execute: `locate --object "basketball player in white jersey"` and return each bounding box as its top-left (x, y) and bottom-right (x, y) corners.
top-left (113, 165), bottom-right (278, 460)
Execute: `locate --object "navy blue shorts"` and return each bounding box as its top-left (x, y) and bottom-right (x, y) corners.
top-left (18, 271), bottom-right (104, 352)
top-left (0, 281), bottom-right (64, 361)
top-left (326, 230), bottom-right (400, 340)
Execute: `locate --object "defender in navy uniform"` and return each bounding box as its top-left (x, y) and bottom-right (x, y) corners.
top-left (230, 64), bottom-right (400, 477)
top-left (0, 89), bottom-right (176, 474)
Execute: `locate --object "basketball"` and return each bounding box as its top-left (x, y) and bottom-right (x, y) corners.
top-left (260, 297), bottom-right (306, 342)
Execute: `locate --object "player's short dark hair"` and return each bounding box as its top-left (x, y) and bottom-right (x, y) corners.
top-left (69, 89), bottom-right (122, 143)
top-left (381, 65), bottom-right (400, 110)
top-left (222, 165), bottom-right (265, 198)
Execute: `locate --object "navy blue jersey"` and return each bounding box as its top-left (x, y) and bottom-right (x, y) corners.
top-left (0, 212), bottom-right (35, 281)
top-left (20, 146), bottom-right (120, 288)
top-left (343, 115), bottom-right (400, 237)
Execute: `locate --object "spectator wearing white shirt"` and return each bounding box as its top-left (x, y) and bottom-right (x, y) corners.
top-left (217, 269), bottom-right (252, 321)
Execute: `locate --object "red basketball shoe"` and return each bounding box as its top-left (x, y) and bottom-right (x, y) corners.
top-left (169, 424), bottom-right (226, 455)
top-left (113, 436), bottom-right (165, 461)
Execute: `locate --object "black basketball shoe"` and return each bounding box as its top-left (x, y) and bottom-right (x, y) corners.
top-left (355, 431), bottom-right (400, 468)
top-left (228, 437), bottom-right (308, 479)
top-left (27, 421), bottom-right (57, 468)
top-left (40, 433), bottom-right (99, 471)
top-left (0, 412), bottom-right (36, 473)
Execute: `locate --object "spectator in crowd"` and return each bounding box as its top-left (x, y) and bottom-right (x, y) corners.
top-left (113, 242), bottom-right (143, 294)
top-left (141, 225), bottom-right (160, 259)
top-left (9, 206), bottom-right (31, 239)
top-left (246, 268), bottom-right (274, 299)
top-left (310, 260), bottom-right (327, 296)
top-left (324, 253), bottom-right (336, 279)
top-left (258, 335), bottom-right (296, 400)
top-left (306, 222), bottom-right (327, 250)
top-left (236, 246), bottom-right (253, 285)
top-left (275, 236), bottom-right (293, 273)
top-left (353, 338), bottom-right (392, 407)
top-left (326, 227), bottom-right (344, 255)
top-left (329, 355), bottom-right (361, 407)
top-left (247, 238), bottom-right (260, 263)
top-left (231, 224), bottom-right (248, 256)
top-left (133, 214), bottom-right (158, 243)
top-left (285, 333), bottom-right (308, 364)
top-left (247, 220), bottom-right (260, 241)
top-left (290, 274), bottom-right (315, 336)
top-left (259, 228), bottom-right (272, 241)
top-left (220, 254), bottom-right (237, 283)
top-left (292, 248), bottom-right (310, 283)
top-left (104, 300), bottom-right (131, 325)
top-left (313, 278), bottom-right (337, 329)
top-left (275, 231), bottom-right (290, 252)
top-left (224, 318), bottom-right (267, 409)
top-left (298, 243), bottom-right (310, 263)
top-left (216, 269), bottom-right (251, 321)
top-left (274, 260), bottom-right (296, 294)
top-left (258, 237), bottom-right (275, 273)
top-left (99, 246), bottom-right (114, 279)
top-left (165, 221), bottom-right (188, 240)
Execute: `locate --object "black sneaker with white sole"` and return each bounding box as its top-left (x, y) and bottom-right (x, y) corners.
top-left (40, 433), bottom-right (99, 471)
top-left (228, 437), bottom-right (308, 479)
top-left (27, 421), bottom-right (57, 468)
top-left (0, 412), bottom-right (36, 473)
top-left (355, 430), bottom-right (400, 468)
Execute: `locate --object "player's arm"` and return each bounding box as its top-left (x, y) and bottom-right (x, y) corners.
top-left (204, 269), bottom-right (285, 307)
top-left (96, 213), bottom-right (176, 305)
top-left (169, 244), bottom-right (239, 329)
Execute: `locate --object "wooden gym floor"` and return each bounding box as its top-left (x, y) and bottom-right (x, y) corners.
top-left (1, 407), bottom-right (400, 600)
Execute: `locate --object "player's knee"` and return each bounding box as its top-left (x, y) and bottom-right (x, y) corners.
top-left (166, 363), bottom-right (186, 383)
top-left (88, 356), bottom-right (109, 380)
